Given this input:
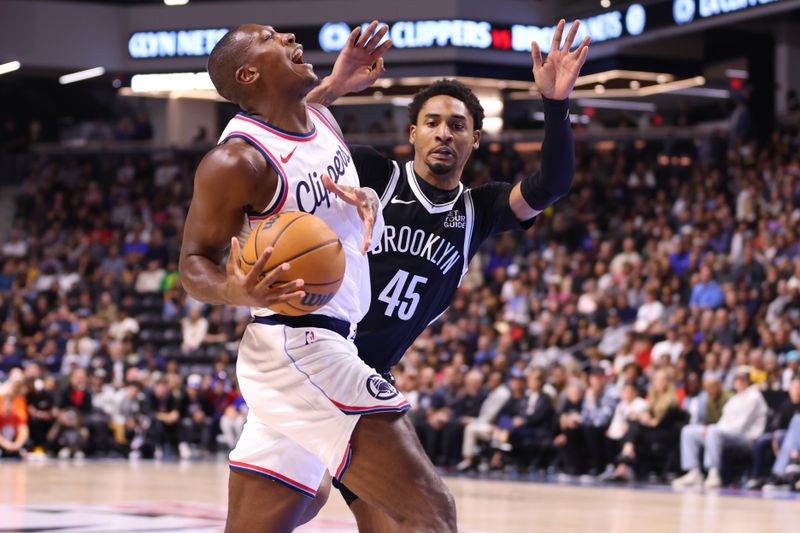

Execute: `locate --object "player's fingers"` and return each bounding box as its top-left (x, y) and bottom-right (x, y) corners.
top-left (254, 262), bottom-right (290, 290)
top-left (272, 290), bottom-right (307, 304)
top-left (246, 245), bottom-right (274, 284)
top-left (574, 35), bottom-right (591, 59)
top-left (577, 43), bottom-right (590, 68)
top-left (357, 21), bottom-right (379, 47)
top-left (226, 237), bottom-right (241, 275)
top-left (262, 278), bottom-right (305, 298)
top-left (347, 26), bottom-right (361, 48)
top-left (366, 23), bottom-right (389, 52)
top-left (322, 174), bottom-right (357, 205)
top-left (563, 19), bottom-right (580, 51)
top-left (372, 38), bottom-right (393, 59)
top-left (371, 57), bottom-right (386, 80)
top-left (550, 19), bottom-right (565, 54)
top-left (531, 41), bottom-right (543, 73)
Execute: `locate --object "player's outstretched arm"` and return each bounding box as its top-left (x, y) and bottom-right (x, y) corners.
top-left (179, 144), bottom-right (306, 307)
top-left (508, 19), bottom-right (590, 221)
top-left (306, 20), bottom-right (392, 107)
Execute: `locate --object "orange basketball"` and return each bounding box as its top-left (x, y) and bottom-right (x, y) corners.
top-left (240, 211), bottom-right (346, 316)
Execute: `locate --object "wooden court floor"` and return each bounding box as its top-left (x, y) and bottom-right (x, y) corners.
top-left (1, 460), bottom-right (798, 532)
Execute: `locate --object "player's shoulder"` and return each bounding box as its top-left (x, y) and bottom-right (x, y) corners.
top-left (195, 140), bottom-right (273, 195)
top-left (466, 180), bottom-right (513, 200)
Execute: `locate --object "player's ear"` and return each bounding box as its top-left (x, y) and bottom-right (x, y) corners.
top-left (236, 65), bottom-right (260, 86)
top-left (409, 124), bottom-right (416, 144)
top-left (472, 129), bottom-right (481, 150)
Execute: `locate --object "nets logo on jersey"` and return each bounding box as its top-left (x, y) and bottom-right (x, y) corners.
top-left (366, 374), bottom-right (399, 400)
top-left (444, 210), bottom-right (466, 229)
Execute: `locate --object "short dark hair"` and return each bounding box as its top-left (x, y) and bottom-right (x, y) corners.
top-left (408, 79), bottom-right (484, 130)
top-left (207, 28), bottom-right (247, 103)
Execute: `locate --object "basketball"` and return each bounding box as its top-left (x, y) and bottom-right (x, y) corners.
top-left (240, 211), bottom-right (345, 316)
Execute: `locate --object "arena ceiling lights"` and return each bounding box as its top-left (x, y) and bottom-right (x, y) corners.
top-left (59, 67), bottom-right (106, 85)
top-left (0, 61), bottom-right (21, 76)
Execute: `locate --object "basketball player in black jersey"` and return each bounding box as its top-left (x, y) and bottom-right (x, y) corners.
top-left (308, 18), bottom-right (591, 531)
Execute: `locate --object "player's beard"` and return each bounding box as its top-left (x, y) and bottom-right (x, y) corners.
top-left (427, 160), bottom-right (456, 175)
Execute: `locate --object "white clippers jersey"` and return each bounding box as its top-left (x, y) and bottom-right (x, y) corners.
top-left (218, 106), bottom-right (378, 326)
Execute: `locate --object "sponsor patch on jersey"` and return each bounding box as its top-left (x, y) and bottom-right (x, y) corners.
top-left (365, 374), bottom-right (399, 400)
top-left (444, 210), bottom-right (466, 229)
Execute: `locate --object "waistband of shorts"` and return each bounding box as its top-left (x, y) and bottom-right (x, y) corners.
top-left (252, 314), bottom-right (353, 339)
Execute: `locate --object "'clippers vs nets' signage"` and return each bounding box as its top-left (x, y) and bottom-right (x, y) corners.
top-left (126, 0), bottom-right (786, 60)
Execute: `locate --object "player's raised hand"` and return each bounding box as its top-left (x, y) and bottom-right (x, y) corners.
top-left (223, 236), bottom-right (305, 307)
top-left (531, 19), bottom-right (590, 100)
top-left (329, 21), bottom-right (391, 94)
top-left (322, 174), bottom-right (379, 255)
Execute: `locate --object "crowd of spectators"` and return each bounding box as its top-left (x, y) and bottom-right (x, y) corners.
top-left (1, 121), bottom-right (799, 493)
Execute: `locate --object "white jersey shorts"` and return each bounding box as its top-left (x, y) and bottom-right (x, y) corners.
top-left (229, 315), bottom-right (409, 497)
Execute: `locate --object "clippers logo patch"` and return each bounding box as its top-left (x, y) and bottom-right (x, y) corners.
top-left (366, 374), bottom-right (399, 400)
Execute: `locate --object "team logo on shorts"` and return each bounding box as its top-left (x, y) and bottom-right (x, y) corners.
top-left (366, 374), bottom-right (399, 400)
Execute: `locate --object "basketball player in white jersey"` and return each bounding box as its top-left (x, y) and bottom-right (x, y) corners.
top-left (179, 23), bottom-right (456, 532)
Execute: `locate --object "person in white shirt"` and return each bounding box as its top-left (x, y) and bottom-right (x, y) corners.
top-left (609, 237), bottom-right (642, 276)
top-left (181, 308), bottom-right (209, 353)
top-left (673, 366), bottom-right (768, 489)
top-left (108, 309), bottom-right (140, 342)
top-left (651, 327), bottom-right (684, 365)
top-left (634, 289), bottom-right (665, 334)
top-left (456, 370), bottom-right (512, 471)
top-left (135, 259), bottom-right (166, 293)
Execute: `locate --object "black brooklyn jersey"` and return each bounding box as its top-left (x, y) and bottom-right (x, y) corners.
top-left (352, 146), bottom-right (533, 374)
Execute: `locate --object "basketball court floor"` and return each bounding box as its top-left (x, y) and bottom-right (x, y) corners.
top-left (1, 460), bottom-right (797, 532)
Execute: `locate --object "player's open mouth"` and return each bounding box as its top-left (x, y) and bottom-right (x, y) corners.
top-left (430, 147), bottom-right (455, 160)
top-left (290, 46), bottom-right (313, 71)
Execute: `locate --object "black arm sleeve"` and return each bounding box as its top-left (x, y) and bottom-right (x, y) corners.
top-left (349, 145), bottom-right (394, 197)
top-left (519, 97), bottom-right (575, 212)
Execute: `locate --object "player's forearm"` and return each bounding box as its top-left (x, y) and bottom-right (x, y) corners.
top-left (306, 77), bottom-right (344, 107)
top-left (179, 254), bottom-right (231, 306)
top-left (519, 97), bottom-right (575, 211)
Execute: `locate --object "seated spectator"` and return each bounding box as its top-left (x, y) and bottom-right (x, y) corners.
top-left (0, 377), bottom-right (29, 458)
top-left (108, 308), bottom-right (140, 342)
top-left (673, 366), bottom-right (768, 489)
top-left (765, 413), bottom-right (800, 490)
top-left (25, 370), bottom-right (56, 453)
top-left (747, 375), bottom-right (800, 489)
top-left (219, 380), bottom-right (247, 451)
top-left (608, 369), bottom-right (682, 481)
top-left (457, 370), bottom-right (511, 471)
top-left (689, 266), bottom-right (724, 310)
top-left (47, 408), bottom-right (87, 459)
top-left (181, 308), bottom-right (208, 354)
top-left (150, 378), bottom-right (186, 459)
top-left (179, 374), bottom-right (214, 458)
top-left (651, 327), bottom-right (683, 366)
top-left (437, 369), bottom-right (487, 467)
top-left (554, 381), bottom-right (585, 477)
top-left (633, 288), bottom-right (665, 334)
top-left (601, 381), bottom-right (648, 480)
top-left (783, 350), bottom-right (800, 390)
top-left (490, 368), bottom-right (555, 469)
top-left (135, 259), bottom-right (166, 293)
top-left (560, 368), bottom-right (618, 478)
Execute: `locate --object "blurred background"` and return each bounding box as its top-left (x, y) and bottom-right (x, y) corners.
top-left (1, 0), bottom-right (799, 503)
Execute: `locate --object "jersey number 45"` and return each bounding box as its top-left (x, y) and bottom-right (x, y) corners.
top-left (378, 269), bottom-right (429, 320)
